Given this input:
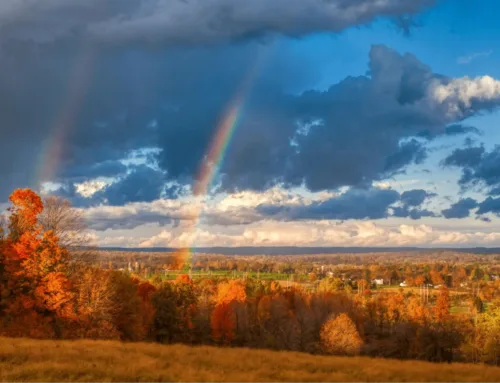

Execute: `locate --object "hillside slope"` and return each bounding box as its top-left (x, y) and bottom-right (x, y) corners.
top-left (1, 337), bottom-right (500, 382)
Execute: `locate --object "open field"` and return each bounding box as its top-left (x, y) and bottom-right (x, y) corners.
top-left (1, 337), bottom-right (500, 382)
top-left (159, 270), bottom-right (299, 281)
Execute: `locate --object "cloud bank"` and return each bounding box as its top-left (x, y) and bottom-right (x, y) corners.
top-left (0, 0), bottom-right (436, 45)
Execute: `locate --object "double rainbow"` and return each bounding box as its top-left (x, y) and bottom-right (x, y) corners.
top-left (33, 41), bottom-right (268, 268)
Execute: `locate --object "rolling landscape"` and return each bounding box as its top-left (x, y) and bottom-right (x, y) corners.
top-left (2, 0), bottom-right (500, 381)
top-left (0, 192), bottom-right (499, 381)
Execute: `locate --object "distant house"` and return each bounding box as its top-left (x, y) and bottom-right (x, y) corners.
top-left (434, 284), bottom-right (443, 289)
top-left (460, 282), bottom-right (468, 287)
top-left (399, 281), bottom-right (407, 287)
top-left (372, 278), bottom-right (384, 285)
top-left (491, 275), bottom-right (499, 281)
top-left (326, 271), bottom-right (335, 277)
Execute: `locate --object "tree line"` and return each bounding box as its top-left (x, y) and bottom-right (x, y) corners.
top-left (0, 189), bottom-right (499, 365)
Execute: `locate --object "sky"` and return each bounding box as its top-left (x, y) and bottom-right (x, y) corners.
top-left (3, 0), bottom-right (500, 248)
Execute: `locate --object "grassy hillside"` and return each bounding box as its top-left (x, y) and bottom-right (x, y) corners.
top-left (1, 337), bottom-right (500, 382)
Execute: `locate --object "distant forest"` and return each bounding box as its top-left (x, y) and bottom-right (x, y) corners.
top-left (101, 246), bottom-right (500, 255)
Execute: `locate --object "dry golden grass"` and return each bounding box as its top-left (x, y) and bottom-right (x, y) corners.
top-left (1, 336), bottom-right (500, 382)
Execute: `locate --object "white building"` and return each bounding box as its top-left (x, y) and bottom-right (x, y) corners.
top-left (372, 278), bottom-right (384, 285)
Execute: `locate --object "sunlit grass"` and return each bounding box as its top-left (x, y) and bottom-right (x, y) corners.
top-left (1, 337), bottom-right (500, 382)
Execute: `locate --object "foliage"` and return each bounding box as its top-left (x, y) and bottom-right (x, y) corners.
top-left (1, 189), bottom-right (500, 366)
top-left (320, 313), bottom-right (363, 355)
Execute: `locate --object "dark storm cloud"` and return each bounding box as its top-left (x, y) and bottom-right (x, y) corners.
top-left (400, 189), bottom-right (435, 207)
top-left (96, 165), bottom-right (167, 205)
top-left (390, 188), bottom-right (436, 219)
top-left (258, 188), bottom-right (401, 220)
top-left (417, 123), bottom-right (480, 139)
top-left (441, 197), bottom-right (478, 219)
top-left (443, 145), bottom-right (500, 193)
top-left (489, 186), bottom-right (500, 196)
top-left (444, 124), bottom-right (481, 136)
top-left (58, 160), bottom-right (127, 182)
top-left (392, 206), bottom-right (435, 219)
top-left (257, 187), bottom-right (440, 221)
top-left (226, 45), bottom-right (500, 192)
top-left (4, 42), bottom-right (500, 204)
top-left (384, 140), bottom-right (427, 174)
top-left (2, 0), bottom-right (500, 206)
top-left (0, 0), bottom-right (436, 45)
top-left (477, 197), bottom-right (500, 216)
top-left (442, 146), bottom-right (485, 168)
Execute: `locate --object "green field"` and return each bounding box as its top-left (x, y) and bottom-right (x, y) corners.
top-left (156, 270), bottom-right (305, 281)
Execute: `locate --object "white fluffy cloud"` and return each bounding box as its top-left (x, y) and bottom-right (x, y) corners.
top-left (427, 75), bottom-right (500, 120)
top-left (80, 186), bottom-right (500, 248)
top-left (82, 187), bottom-right (338, 230)
top-left (92, 220), bottom-right (500, 248)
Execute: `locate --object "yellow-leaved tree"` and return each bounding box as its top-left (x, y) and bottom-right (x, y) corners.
top-left (320, 313), bottom-right (363, 356)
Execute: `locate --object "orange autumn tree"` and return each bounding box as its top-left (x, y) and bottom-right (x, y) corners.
top-left (211, 280), bottom-right (247, 344)
top-left (434, 286), bottom-right (451, 323)
top-left (0, 189), bottom-right (74, 338)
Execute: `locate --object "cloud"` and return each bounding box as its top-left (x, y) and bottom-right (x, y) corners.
top-left (383, 139), bottom-right (427, 174)
top-left (457, 50), bottom-right (493, 65)
top-left (0, 0), bottom-right (436, 45)
top-left (93, 220), bottom-right (500, 248)
top-left (58, 160), bottom-right (127, 182)
top-left (400, 189), bottom-right (434, 207)
top-left (417, 123), bottom-right (481, 139)
top-left (276, 188), bottom-right (400, 220)
top-left (82, 187), bottom-right (336, 231)
top-left (489, 186), bottom-right (500, 196)
top-left (443, 124), bottom-right (481, 136)
top-left (441, 198), bottom-right (478, 219)
top-left (443, 145), bottom-right (500, 192)
top-left (477, 197), bottom-right (500, 216)
top-left (4, 35), bottom-right (500, 203)
top-left (217, 45), bottom-right (500, 193)
top-left (389, 188), bottom-right (436, 220)
top-left (96, 165), bottom-right (168, 205)
top-left (257, 187), bottom-right (437, 221)
top-left (391, 207), bottom-right (435, 220)
top-left (82, 198), bottom-right (195, 231)
top-left (428, 75), bottom-right (500, 120)
top-left (442, 145), bottom-right (485, 168)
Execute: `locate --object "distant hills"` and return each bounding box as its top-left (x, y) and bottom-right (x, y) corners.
top-left (100, 246), bottom-right (500, 255)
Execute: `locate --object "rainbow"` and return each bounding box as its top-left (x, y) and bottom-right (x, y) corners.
top-left (31, 39), bottom-right (268, 268)
top-left (177, 47), bottom-right (269, 267)
top-left (193, 95), bottom-right (244, 197)
top-left (36, 43), bottom-right (96, 189)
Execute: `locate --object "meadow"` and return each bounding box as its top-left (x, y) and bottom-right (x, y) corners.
top-left (2, 337), bottom-right (500, 382)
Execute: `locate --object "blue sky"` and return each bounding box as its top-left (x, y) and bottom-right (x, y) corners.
top-left (2, 0), bottom-right (500, 247)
